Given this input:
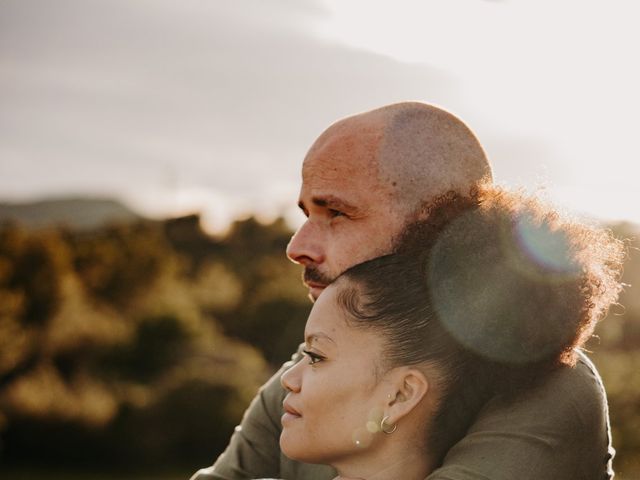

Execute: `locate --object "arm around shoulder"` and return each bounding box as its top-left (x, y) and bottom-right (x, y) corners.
top-left (190, 359), bottom-right (291, 480)
top-left (427, 352), bottom-right (614, 480)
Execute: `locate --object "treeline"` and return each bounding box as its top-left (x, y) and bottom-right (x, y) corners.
top-left (0, 215), bottom-right (310, 471)
top-left (587, 222), bottom-right (640, 476)
top-left (0, 215), bottom-right (638, 475)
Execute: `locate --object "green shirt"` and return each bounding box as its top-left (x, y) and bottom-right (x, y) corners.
top-left (191, 349), bottom-right (614, 480)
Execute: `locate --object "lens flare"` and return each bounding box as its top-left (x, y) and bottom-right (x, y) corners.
top-left (427, 210), bottom-right (579, 364)
top-left (514, 214), bottom-right (579, 278)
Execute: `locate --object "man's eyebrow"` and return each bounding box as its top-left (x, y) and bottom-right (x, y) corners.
top-left (309, 195), bottom-right (359, 212)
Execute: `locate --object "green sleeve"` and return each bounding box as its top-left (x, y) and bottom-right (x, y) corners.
top-left (190, 350), bottom-right (336, 480)
top-left (426, 351), bottom-right (614, 480)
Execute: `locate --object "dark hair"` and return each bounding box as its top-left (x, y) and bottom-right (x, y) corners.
top-left (335, 185), bottom-right (624, 464)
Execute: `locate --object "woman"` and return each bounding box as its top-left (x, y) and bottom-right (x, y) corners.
top-left (280, 187), bottom-right (624, 480)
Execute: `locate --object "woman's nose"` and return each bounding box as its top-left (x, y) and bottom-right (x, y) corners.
top-left (280, 359), bottom-right (302, 393)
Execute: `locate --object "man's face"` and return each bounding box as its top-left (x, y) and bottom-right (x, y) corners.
top-left (286, 124), bottom-right (408, 300)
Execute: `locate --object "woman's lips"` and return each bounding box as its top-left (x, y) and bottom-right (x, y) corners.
top-left (282, 400), bottom-right (302, 424)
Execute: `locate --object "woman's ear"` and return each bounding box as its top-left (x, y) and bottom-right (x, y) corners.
top-left (383, 367), bottom-right (429, 427)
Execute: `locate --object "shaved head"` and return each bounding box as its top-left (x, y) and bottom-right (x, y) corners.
top-left (289, 101), bottom-right (493, 298)
top-left (306, 102), bottom-right (492, 219)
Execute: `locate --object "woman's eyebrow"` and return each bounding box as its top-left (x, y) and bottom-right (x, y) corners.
top-left (305, 332), bottom-right (336, 347)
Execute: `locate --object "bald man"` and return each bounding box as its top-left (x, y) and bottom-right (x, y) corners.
top-left (191, 103), bottom-right (614, 480)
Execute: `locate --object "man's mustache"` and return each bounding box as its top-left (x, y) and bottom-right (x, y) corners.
top-left (303, 266), bottom-right (334, 286)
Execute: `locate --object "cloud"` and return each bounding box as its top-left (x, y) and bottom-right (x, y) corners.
top-left (0, 0), bottom-right (451, 216)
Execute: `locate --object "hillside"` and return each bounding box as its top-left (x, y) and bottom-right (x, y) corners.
top-left (0, 197), bottom-right (141, 230)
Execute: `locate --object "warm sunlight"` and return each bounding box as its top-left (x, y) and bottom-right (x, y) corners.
top-left (318, 0), bottom-right (502, 66)
top-left (317, 0), bottom-right (640, 225)
top-left (2, 1), bottom-right (640, 478)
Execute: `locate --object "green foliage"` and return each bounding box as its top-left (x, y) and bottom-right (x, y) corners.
top-left (0, 216), bottom-right (275, 468)
top-left (0, 227), bottom-right (69, 327)
top-left (70, 223), bottom-right (168, 308)
top-left (588, 222), bottom-right (640, 477)
top-left (97, 314), bottom-right (191, 383)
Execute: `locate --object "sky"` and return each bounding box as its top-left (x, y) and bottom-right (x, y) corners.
top-left (1, 0), bottom-right (639, 232)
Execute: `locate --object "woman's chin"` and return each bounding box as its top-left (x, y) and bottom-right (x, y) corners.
top-left (280, 432), bottom-right (316, 463)
top-left (279, 431), bottom-right (298, 459)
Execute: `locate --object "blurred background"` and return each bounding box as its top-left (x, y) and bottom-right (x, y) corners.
top-left (1, 0), bottom-right (639, 478)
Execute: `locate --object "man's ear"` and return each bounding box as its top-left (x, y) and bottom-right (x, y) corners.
top-left (383, 367), bottom-right (429, 427)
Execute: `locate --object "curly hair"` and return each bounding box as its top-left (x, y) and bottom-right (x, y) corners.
top-left (335, 182), bottom-right (624, 464)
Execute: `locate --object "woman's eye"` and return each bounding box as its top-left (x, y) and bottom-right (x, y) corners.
top-left (302, 349), bottom-right (324, 365)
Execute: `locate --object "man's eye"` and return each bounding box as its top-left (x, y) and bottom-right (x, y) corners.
top-left (302, 349), bottom-right (324, 365)
top-left (328, 209), bottom-right (345, 218)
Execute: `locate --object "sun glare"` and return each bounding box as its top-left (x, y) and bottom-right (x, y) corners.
top-left (318, 0), bottom-right (505, 66)
top-left (318, 0), bottom-right (640, 226)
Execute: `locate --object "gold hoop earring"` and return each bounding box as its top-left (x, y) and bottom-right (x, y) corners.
top-left (380, 415), bottom-right (397, 434)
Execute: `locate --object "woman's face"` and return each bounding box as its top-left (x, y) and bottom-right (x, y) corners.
top-left (279, 283), bottom-right (391, 464)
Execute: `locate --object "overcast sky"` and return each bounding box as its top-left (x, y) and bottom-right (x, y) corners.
top-left (1, 0), bottom-right (638, 231)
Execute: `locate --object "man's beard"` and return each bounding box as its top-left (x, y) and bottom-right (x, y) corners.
top-left (303, 265), bottom-right (334, 288)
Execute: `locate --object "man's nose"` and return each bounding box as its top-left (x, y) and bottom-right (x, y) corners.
top-left (280, 360), bottom-right (302, 393)
top-left (286, 220), bottom-right (325, 265)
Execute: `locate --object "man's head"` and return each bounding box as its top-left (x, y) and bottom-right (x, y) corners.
top-left (286, 101), bottom-right (492, 299)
